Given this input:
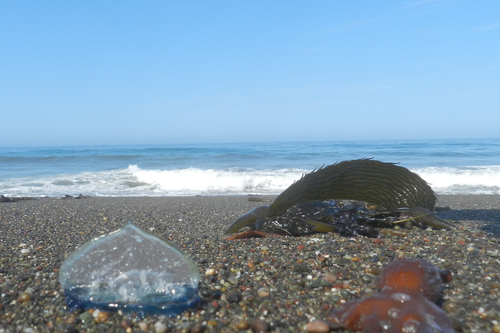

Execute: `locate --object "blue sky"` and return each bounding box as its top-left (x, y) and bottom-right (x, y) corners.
top-left (1, 1), bottom-right (499, 147)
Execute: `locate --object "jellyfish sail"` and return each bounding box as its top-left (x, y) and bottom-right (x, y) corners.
top-left (59, 222), bottom-right (200, 316)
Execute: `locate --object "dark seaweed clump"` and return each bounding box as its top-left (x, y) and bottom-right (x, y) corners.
top-left (252, 200), bottom-right (399, 238)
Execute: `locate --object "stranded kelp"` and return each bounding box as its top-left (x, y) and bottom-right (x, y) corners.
top-left (59, 223), bottom-right (200, 315)
top-left (226, 159), bottom-right (450, 237)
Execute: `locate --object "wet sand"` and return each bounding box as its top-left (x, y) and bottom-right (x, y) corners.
top-left (0, 195), bottom-right (499, 332)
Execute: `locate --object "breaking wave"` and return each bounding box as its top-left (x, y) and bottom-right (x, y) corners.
top-left (0, 165), bottom-right (305, 197)
top-left (2, 164), bottom-right (500, 197)
top-left (413, 165), bottom-right (500, 195)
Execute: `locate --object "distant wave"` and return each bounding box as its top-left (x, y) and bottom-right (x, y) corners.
top-left (2, 165), bottom-right (500, 197)
top-left (413, 165), bottom-right (500, 195)
top-left (128, 165), bottom-right (303, 195)
top-left (0, 166), bottom-right (305, 197)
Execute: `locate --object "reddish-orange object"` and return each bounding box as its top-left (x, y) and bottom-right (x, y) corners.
top-left (326, 258), bottom-right (456, 332)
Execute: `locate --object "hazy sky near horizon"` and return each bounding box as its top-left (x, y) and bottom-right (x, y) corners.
top-left (2, 1), bottom-right (499, 147)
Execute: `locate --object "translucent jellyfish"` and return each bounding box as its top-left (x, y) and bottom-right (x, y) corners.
top-left (59, 222), bottom-right (200, 315)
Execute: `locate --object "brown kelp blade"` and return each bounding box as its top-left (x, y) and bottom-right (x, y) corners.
top-left (269, 159), bottom-right (436, 216)
top-left (408, 207), bottom-right (454, 229)
top-left (225, 205), bottom-right (271, 234)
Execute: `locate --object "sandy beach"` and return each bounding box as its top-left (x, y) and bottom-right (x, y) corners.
top-left (1, 195), bottom-right (499, 332)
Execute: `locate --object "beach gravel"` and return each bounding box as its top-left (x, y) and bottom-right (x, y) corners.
top-left (0, 195), bottom-right (499, 332)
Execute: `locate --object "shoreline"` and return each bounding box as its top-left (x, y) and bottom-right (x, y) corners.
top-left (1, 195), bottom-right (499, 332)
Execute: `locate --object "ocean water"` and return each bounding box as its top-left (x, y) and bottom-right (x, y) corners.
top-left (1, 139), bottom-right (500, 197)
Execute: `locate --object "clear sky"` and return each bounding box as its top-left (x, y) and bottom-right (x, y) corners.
top-left (1, 1), bottom-right (499, 147)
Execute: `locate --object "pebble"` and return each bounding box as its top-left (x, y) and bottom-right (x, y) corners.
top-left (226, 291), bottom-right (242, 303)
top-left (257, 287), bottom-right (270, 297)
top-left (79, 312), bottom-right (93, 324)
top-left (154, 321), bottom-right (168, 333)
top-left (17, 292), bottom-right (32, 302)
top-left (487, 249), bottom-right (499, 257)
top-left (205, 268), bottom-right (217, 276)
top-left (251, 319), bottom-right (269, 332)
top-left (20, 248), bottom-right (31, 255)
top-left (365, 266), bottom-right (383, 275)
top-left (235, 319), bottom-right (250, 330)
top-left (92, 309), bottom-right (101, 320)
top-left (139, 321), bottom-right (148, 331)
top-left (121, 319), bottom-right (133, 330)
top-left (306, 320), bottom-right (330, 333)
top-left (96, 310), bottom-right (109, 323)
top-left (322, 273), bottom-right (337, 282)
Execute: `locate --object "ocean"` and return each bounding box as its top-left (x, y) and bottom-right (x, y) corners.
top-left (1, 138), bottom-right (499, 197)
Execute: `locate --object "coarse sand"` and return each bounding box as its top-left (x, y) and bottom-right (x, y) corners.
top-left (0, 195), bottom-right (499, 332)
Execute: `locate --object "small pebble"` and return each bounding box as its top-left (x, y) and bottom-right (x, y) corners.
top-left (139, 321), bottom-right (148, 331)
top-left (154, 321), bottom-right (168, 333)
top-left (96, 310), bottom-right (109, 323)
top-left (306, 320), bottom-right (330, 333)
top-left (91, 309), bottom-right (101, 320)
top-left (487, 249), bottom-right (499, 257)
top-left (18, 292), bottom-right (32, 302)
top-left (205, 268), bottom-right (217, 276)
top-left (79, 312), bottom-right (93, 324)
top-left (492, 324), bottom-right (500, 333)
top-left (65, 313), bottom-right (77, 324)
top-left (257, 287), bottom-right (270, 297)
top-left (365, 267), bottom-right (383, 275)
top-left (251, 319), bottom-right (269, 332)
top-left (121, 319), bottom-right (133, 329)
top-left (20, 248), bottom-right (31, 255)
top-left (235, 319), bottom-right (250, 330)
top-left (322, 273), bottom-right (337, 282)
top-left (227, 291), bottom-right (242, 303)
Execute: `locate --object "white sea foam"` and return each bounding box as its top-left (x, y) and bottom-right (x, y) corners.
top-left (2, 165), bottom-right (500, 197)
top-left (128, 165), bottom-right (303, 196)
top-left (413, 165), bottom-right (500, 195)
top-left (0, 166), bottom-right (305, 197)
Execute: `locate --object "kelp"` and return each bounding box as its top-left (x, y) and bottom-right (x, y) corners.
top-left (226, 159), bottom-right (446, 236)
top-left (270, 159), bottom-right (436, 215)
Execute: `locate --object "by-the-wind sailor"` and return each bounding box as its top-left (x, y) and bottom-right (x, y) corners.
top-left (59, 222), bottom-right (200, 315)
